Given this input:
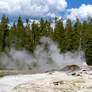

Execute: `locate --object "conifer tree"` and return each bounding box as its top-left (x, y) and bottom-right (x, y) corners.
top-left (72, 18), bottom-right (81, 51)
top-left (54, 19), bottom-right (65, 52)
top-left (0, 15), bottom-right (91, 65)
top-left (65, 19), bottom-right (73, 52)
top-left (9, 22), bottom-right (17, 47)
top-left (0, 15), bottom-right (9, 51)
top-left (16, 16), bottom-right (25, 49)
top-left (85, 18), bottom-right (92, 65)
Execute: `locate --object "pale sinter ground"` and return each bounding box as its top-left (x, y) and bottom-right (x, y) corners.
top-left (0, 66), bottom-right (92, 92)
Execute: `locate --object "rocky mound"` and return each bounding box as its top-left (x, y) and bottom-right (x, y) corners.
top-left (61, 65), bottom-right (81, 72)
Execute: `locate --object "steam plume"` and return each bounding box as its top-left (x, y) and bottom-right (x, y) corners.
top-left (0, 37), bottom-right (87, 73)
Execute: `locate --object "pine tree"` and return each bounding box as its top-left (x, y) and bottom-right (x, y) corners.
top-left (0, 15), bottom-right (9, 51)
top-left (16, 16), bottom-right (25, 50)
top-left (85, 18), bottom-right (92, 65)
top-left (9, 22), bottom-right (17, 47)
top-left (81, 21), bottom-right (88, 51)
top-left (65, 19), bottom-right (73, 52)
top-left (54, 19), bottom-right (65, 53)
top-left (40, 18), bottom-right (47, 36)
top-left (31, 21), bottom-right (40, 52)
top-left (24, 19), bottom-right (32, 52)
top-left (0, 15), bottom-right (91, 65)
top-left (72, 18), bottom-right (81, 51)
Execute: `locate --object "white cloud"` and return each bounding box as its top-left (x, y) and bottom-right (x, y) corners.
top-left (29, 19), bottom-right (40, 24)
top-left (67, 4), bottom-right (92, 20)
top-left (0, 0), bottom-right (67, 17)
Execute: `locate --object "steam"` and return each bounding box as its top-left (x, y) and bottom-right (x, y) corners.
top-left (0, 37), bottom-right (87, 72)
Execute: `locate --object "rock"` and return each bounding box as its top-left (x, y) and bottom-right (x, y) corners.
top-left (53, 81), bottom-right (64, 85)
top-left (61, 65), bottom-right (81, 72)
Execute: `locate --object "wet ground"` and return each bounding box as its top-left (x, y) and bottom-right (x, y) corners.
top-left (0, 65), bottom-right (92, 92)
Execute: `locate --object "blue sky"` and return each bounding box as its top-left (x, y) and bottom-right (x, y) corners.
top-left (0, 0), bottom-right (92, 21)
top-left (67, 0), bottom-right (92, 9)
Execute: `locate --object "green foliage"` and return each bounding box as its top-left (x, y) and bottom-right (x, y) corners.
top-left (0, 15), bottom-right (9, 51)
top-left (53, 19), bottom-right (65, 53)
top-left (71, 18), bottom-right (81, 52)
top-left (85, 18), bottom-right (92, 65)
top-left (0, 15), bottom-right (91, 65)
top-left (64, 19), bottom-right (73, 52)
top-left (0, 72), bottom-right (7, 77)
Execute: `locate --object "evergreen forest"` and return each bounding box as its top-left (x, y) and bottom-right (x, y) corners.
top-left (0, 15), bottom-right (92, 65)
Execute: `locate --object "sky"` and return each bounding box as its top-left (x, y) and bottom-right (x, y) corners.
top-left (0, 0), bottom-right (92, 21)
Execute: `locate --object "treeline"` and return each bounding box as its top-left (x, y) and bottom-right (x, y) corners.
top-left (0, 15), bottom-right (92, 65)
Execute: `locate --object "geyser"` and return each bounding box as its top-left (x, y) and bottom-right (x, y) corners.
top-left (0, 37), bottom-right (87, 73)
